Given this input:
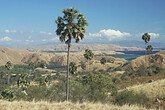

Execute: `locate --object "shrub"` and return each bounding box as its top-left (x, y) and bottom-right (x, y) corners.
top-left (82, 72), bottom-right (117, 102)
top-left (0, 93), bottom-right (3, 99)
top-left (115, 90), bottom-right (149, 106)
top-left (1, 89), bottom-right (16, 101)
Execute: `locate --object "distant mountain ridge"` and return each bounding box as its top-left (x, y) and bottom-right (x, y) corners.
top-left (11, 44), bottom-right (144, 52)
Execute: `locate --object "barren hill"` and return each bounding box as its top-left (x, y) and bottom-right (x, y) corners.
top-left (11, 44), bottom-right (144, 52)
top-left (122, 50), bottom-right (165, 70)
top-left (0, 46), bottom-right (127, 71)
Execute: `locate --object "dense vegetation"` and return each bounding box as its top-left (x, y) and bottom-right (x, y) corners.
top-left (0, 60), bottom-right (165, 109)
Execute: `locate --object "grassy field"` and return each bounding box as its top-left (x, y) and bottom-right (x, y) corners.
top-left (127, 79), bottom-right (165, 99)
top-left (0, 100), bottom-right (154, 110)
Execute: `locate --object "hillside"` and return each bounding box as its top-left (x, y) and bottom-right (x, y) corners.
top-left (0, 46), bottom-right (127, 71)
top-left (11, 44), bottom-right (144, 52)
top-left (122, 50), bottom-right (165, 70)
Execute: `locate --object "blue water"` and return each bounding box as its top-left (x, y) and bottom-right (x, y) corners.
top-left (111, 51), bottom-right (159, 61)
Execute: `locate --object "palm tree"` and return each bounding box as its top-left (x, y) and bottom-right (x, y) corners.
top-left (146, 45), bottom-right (153, 74)
top-left (69, 62), bottom-right (78, 75)
top-left (84, 49), bottom-right (94, 72)
top-left (5, 61), bottom-right (13, 84)
top-left (56, 7), bottom-right (88, 101)
top-left (29, 62), bottom-right (35, 71)
top-left (142, 33), bottom-right (151, 66)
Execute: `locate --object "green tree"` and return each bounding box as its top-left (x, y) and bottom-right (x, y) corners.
top-left (146, 45), bottom-right (153, 74)
top-left (17, 73), bottom-right (30, 88)
top-left (100, 57), bottom-right (106, 65)
top-left (142, 33), bottom-right (151, 66)
top-left (56, 7), bottom-right (88, 101)
top-left (29, 62), bottom-right (35, 71)
top-left (69, 62), bottom-right (78, 75)
top-left (40, 61), bottom-right (46, 69)
top-left (45, 74), bottom-right (52, 86)
top-left (5, 61), bottom-right (13, 84)
top-left (84, 49), bottom-right (94, 72)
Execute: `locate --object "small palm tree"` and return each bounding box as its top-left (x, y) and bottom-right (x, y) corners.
top-left (69, 62), bottom-right (78, 75)
top-left (146, 45), bottom-right (153, 74)
top-left (56, 7), bottom-right (88, 101)
top-left (84, 49), bottom-right (94, 72)
top-left (142, 33), bottom-right (151, 66)
top-left (5, 61), bottom-right (13, 84)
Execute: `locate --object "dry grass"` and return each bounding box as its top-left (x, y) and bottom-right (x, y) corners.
top-left (0, 100), bottom-right (153, 110)
top-left (127, 79), bottom-right (165, 99)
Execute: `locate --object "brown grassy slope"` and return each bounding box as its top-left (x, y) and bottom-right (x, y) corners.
top-left (11, 44), bottom-right (144, 52)
top-left (0, 47), bottom-right (127, 71)
top-left (0, 46), bottom-right (29, 65)
top-left (0, 100), bottom-right (153, 110)
top-left (122, 50), bottom-right (165, 70)
top-left (127, 79), bottom-right (165, 99)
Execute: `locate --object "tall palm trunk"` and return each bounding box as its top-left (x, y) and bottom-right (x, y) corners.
top-left (87, 59), bottom-right (89, 72)
top-left (149, 52), bottom-right (152, 74)
top-left (145, 43), bottom-right (147, 66)
top-left (8, 72), bottom-right (10, 84)
top-left (66, 43), bottom-right (70, 102)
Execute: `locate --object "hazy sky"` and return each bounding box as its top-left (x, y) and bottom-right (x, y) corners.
top-left (0, 0), bottom-right (165, 47)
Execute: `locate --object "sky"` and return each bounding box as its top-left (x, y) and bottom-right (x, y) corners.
top-left (0, 0), bottom-right (165, 47)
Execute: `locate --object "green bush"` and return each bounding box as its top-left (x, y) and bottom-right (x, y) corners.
top-left (1, 88), bottom-right (16, 101)
top-left (14, 89), bottom-right (27, 101)
top-left (115, 90), bottom-right (149, 106)
top-left (26, 86), bottom-right (47, 101)
top-left (0, 93), bottom-right (3, 99)
top-left (82, 72), bottom-right (117, 102)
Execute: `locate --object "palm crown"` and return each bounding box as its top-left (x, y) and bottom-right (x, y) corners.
top-left (56, 7), bottom-right (88, 44)
top-left (142, 33), bottom-right (151, 43)
top-left (5, 61), bottom-right (13, 70)
top-left (146, 45), bottom-right (153, 52)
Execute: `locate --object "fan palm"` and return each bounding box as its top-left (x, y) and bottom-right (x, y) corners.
top-left (55, 7), bottom-right (88, 101)
top-left (84, 49), bottom-right (94, 72)
top-left (142, 33), bottom-right (151, 66)
top-left (146, 45), bottom-right (153, 74)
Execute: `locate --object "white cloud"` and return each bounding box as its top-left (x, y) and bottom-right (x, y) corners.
top-left (148, 33), bottom-right (159, 39)
top-left (4, 30), bottom-right (17, 33)
top-left (25, 40), bottom-right (34, 42)
top-left (0, 36), bottom-right (12, 42)
top-left (4, 30), bottom-right (10, 33)
top-left (50, 37), bottom-right (58, 42)
top-left (40, 31), bottom-right (52, 36)
top-left (47, 32), bottom-right (52, 35)
top-left (89, 29), bottom-right (131, 41)
top-left (42, 39), bottom-right (47, 41)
